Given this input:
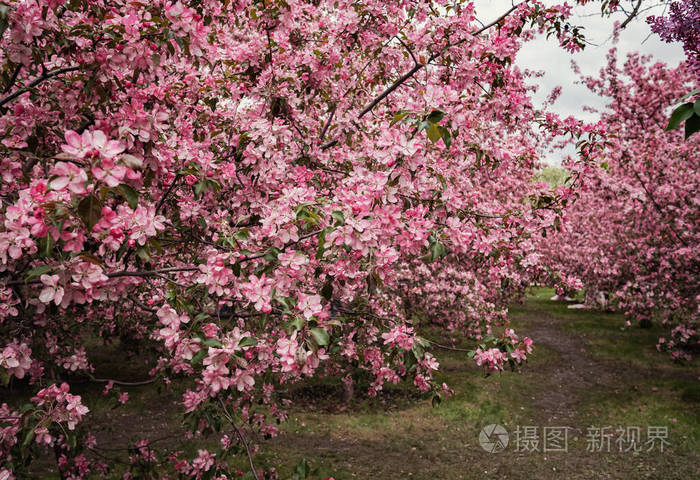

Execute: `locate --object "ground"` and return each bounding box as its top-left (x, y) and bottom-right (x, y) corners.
top-left (21, 288), bottom-right (700, 479)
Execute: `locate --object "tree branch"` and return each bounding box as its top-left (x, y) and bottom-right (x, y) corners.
top-left (619, 0), bottom-right (643, 30)
top-left (3, 64), bottom-right (22, 94)
top-left (90, 377), bottom-right (157, 386)
top-left (155, 175), bottom-right (181, 214)
top-left (396, 36), bottom-right (419, 65)
top-left (319, 103), bottom-right (337, 140)
top-left (0, 66), bottom-right (80, 108)
top-left (423, 337), bottom-right (473, 352)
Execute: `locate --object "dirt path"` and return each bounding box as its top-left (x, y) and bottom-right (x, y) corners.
top-left (512, 302), bottom-right (618, 423)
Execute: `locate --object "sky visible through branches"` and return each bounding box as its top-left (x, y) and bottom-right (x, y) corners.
top-left (475, 0), bottom-right (684, 164)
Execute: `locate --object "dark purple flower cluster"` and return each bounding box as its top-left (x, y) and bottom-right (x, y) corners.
top-left (648, 1), bottom-right (700, 75)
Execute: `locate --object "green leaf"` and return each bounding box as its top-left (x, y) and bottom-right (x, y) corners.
top-left (202, 338), bottom-right (223, 348)
top-left (118, 184), bottom-right (139, 209)
top-left (666, 103), bottom-right (694, 131)
top-left (205, 97), bottom-right (218, 111)
top-left (238, 336), bottom-right (258, 348)
top-left (233, 228), bottom-right (249, 242)
top-left (390, 111), bottom-right (410, 126)
top-left (194, 179), bottom-right (207, 196)
top-left (367, 269), bottom-right (383, 293)
top-left (412, 342), bottom-right (424, 360)
top-left (232, 262), bottom-right (241, 276)
top-left (190, 349), bottom-right (207, 366)
top-left (194, 313), bottom-right (211, 322)
top-left (287, 316), bottom-right (304, 331)
top-left (315, 228), bottom-right (329, 260)
top-left (20, 426), bottom-right (35, 456)
top-left (426, 109), bottom-right (445, 124)
top-left (25, 264), bottom-right (53, 281)
top-left (264, 247), bottom-right (280, 261)
top-left (677, 89), bottom-right (699, 103)
top-left (428, 238), bottom-right (447, 261)
top-left (426, 122), bottom-right (441, 143)
top-left (136, 247), bottom-right (151, 262)
top-left (0, 4), bottom-right (10, 38)
top-left (276, 296), bottom-right (295, 313)
top-left (438, 126), bottom-right (452, 148)
top-left (331, 210), bottom-right (345, 226)
top-left (39, 235), bottom-right (54, 258)
top-left (694, 99), bottom-right (700, 116)
top-left (295, 458), bottom-right (310, 478)
top-left (309, 327), bottom-right (329, 346)
top-left (685, 112), bottom-right (700, 139)
top-left (77, 194), bottom-right (102, 230)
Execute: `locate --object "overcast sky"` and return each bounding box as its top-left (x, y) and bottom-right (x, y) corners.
top-left (472, 1), bottom-right (685, 164)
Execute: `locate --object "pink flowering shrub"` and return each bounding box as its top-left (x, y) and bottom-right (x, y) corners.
top-left (1, 383), bottom-right (95, 478)
top-left (0, 0), bottom-right (602, 476)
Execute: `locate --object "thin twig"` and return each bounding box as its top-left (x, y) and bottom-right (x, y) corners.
top-left (3, 65), bottom-right (22, 94)
top-left (423, 338), bottom-right (472, 352)
top-left (218, 398), bottom-right (260, 480)
top-left (320, 103), bottom-right (337, 140)
top-left (631, 170), bottom-right (688, 247)
top-left (106, 266), bottom-right (200, 278)
top-left (396, 36), bottom-right (419, 65)
top-left (156, 175), bottom-right (182, 214)
top-left (90, 377), bottom-right (157, 386)
top-left (3, 228), bottom-right (325, 287)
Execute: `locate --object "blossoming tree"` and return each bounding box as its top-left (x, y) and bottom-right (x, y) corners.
top-left (542, 50), bottom-right (699, 361)
top-left (0, 0), bottom-right (599, 477)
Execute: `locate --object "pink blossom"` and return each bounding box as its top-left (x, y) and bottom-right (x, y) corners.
top-left (39, 274), bottom-right (64, 305)
top-left (297, 293), bottom-right (323, 320)
top-left (276, 333), bottom-right (299, 373)
top-left (62, 130), bottom-right (125, 160)
top-left (92, 157), bottom-right (127, 187)
top-left (48, 162), bottom-right (88, 194)
top-left (0, 341), bottom-right (32, 379)
top-left (381, 325), bottom-right (415, 350)
top-left (241, 275), bottom-right (272, 313)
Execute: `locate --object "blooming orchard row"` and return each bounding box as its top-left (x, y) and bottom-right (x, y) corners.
top-left (0, 0), bottom-right (664, 477)
top-left (542, 50), bottom-right (699, 361)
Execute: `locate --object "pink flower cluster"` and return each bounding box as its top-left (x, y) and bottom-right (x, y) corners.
top-left (381, 325), bottom-right (415, 350)
top-left (31, 383), bottom-right (90, 432)
top-left (0, 341), bottom-right (32, 380)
